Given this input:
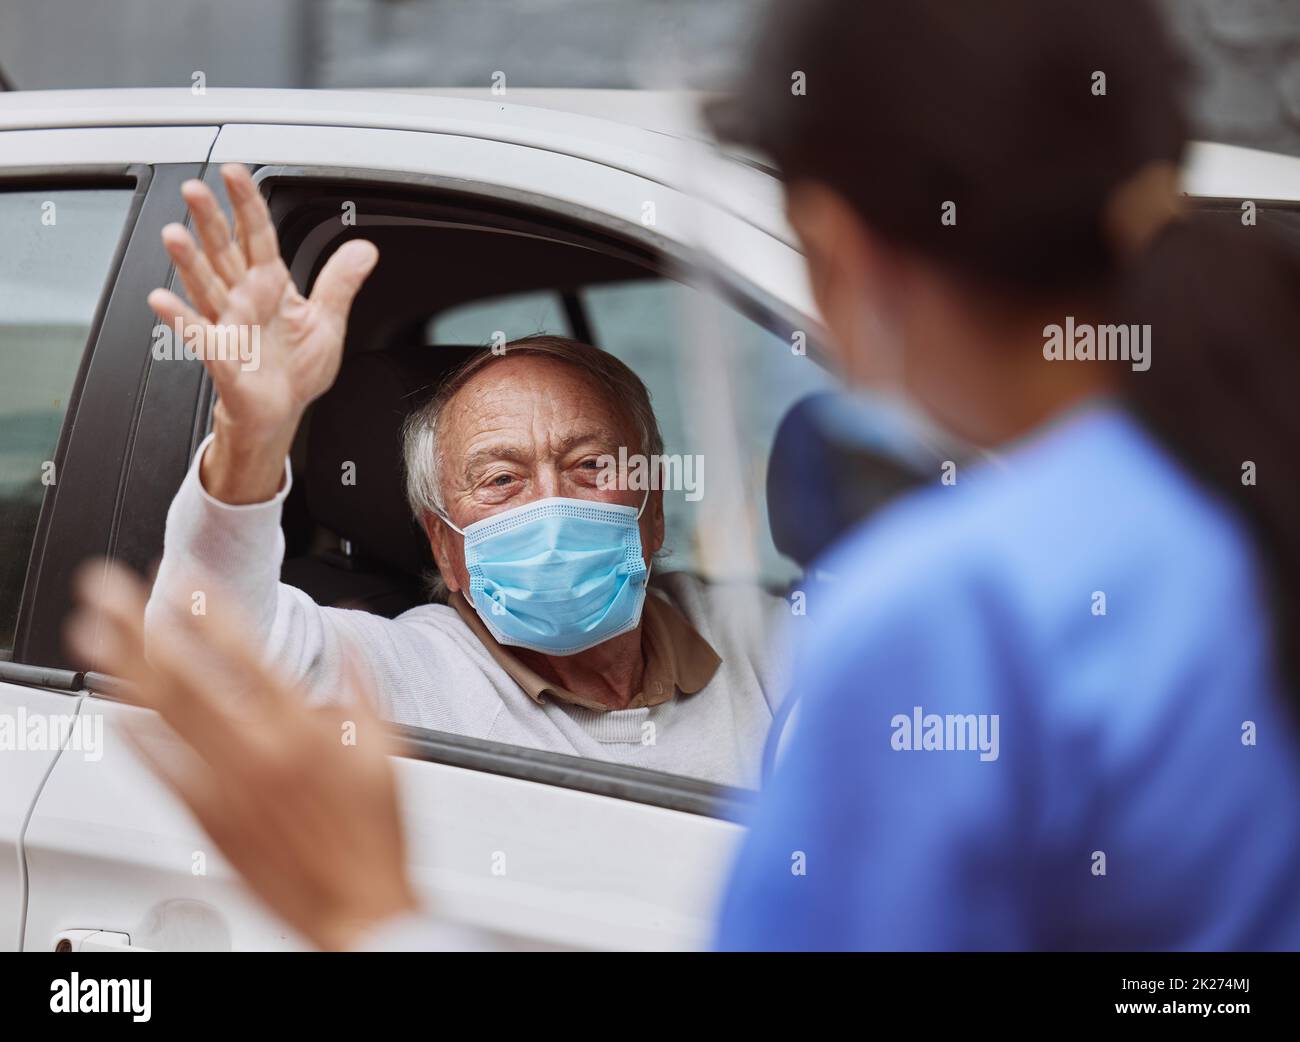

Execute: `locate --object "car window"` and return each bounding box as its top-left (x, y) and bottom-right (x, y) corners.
top-left (427, 289), bottom-right (572, 344)
top-left (0, 187), bottom-right (134, 654)
top-left (279, 193), bottom-right (824, 794)
top-left (583, 278), bottom-right (832, 589)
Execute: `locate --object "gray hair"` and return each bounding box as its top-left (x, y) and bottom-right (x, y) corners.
top-left (402, 334), bottom-right (665, 525)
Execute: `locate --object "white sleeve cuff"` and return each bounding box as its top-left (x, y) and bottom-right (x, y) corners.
top-left (188, 430), bottom-right (294, 512)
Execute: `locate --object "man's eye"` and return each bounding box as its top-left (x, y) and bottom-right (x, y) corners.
top-left (489, 474), bottom-right (515, 487)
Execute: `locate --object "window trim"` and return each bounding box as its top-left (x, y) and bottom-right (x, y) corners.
top-left (0, 635), bottom-right (759, 818)
top-left (80, 669), bottom-right (755, 821)
top-left (389, 724), bottom-right (755, 822)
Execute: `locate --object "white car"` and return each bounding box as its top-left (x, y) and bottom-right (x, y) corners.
top-left (2, 88), bottom-right (1298, 951)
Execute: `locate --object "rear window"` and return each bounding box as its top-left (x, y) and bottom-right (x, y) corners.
top-left (0, 186), bottom-right (133, 654)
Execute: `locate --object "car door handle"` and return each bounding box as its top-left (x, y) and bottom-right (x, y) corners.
top-left (53, 929), bottom-right (155, 952)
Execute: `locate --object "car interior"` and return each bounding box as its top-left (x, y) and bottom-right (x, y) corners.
top-left (263, 180), bottom-right (929, 619)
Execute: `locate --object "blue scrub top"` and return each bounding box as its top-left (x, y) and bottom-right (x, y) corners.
top-left (716, 404), bottom-right (1300, 950)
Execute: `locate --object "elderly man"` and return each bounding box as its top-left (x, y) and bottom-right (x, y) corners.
top-left (142, 165), bottom-right (787, 787)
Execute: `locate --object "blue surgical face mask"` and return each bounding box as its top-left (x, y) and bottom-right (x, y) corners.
top-left (439, 494), bottom-right (651, 656)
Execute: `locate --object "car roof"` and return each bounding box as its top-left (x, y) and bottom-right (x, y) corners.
top-left (0, 87), bottom-right (793, 237)
top-left (2, 88), bottom-right (1297, 202)
top-left (0, 86), bottom-right (710, 136)
top-left (0, 87), bottom-right (758, 172)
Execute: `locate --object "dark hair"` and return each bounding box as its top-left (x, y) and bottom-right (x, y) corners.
top-left (711, 0), bottom-right (1300, 697)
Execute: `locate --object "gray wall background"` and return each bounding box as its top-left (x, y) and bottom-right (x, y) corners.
top-left (2, 0), bottom-right (1298, 156)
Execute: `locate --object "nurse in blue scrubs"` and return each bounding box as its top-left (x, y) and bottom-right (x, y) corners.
top-left (709, 0), bottom-right (1300, 949)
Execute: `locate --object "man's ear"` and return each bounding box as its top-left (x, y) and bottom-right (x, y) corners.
top-left (643, 488), bottom-right (666, 557)
top-left (422, 513), bottom-right (462, 595)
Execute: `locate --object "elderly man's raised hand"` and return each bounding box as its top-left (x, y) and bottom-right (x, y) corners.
top-left (146, 164), bottom-right (379, 503)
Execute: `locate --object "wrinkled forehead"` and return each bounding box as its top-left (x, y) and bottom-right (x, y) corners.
top-left (438, 355), bottom-right (638, 465)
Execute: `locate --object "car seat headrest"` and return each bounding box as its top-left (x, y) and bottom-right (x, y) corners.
top-left (305, 344), bottom-right (486, 574)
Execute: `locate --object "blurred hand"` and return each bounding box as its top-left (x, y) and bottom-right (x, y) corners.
top-left (66, 560), bottom-right (418, 951)
top-left (147, 163), bottom-right (379, 503)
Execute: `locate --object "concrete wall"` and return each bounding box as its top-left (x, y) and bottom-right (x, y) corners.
top-left (0, 0), bottom-right (313, 90)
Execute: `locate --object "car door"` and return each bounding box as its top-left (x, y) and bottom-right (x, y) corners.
top-left (20, 113), bottom-right (816, 951)
top-left (0, 123), bottom-right (216, 950)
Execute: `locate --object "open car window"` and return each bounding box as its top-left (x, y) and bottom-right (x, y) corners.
top-left (173, 168), bottom-right (832, 808)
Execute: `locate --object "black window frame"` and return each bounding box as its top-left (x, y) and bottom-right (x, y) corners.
top-left (2, 162), bottom-right (204, 671)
